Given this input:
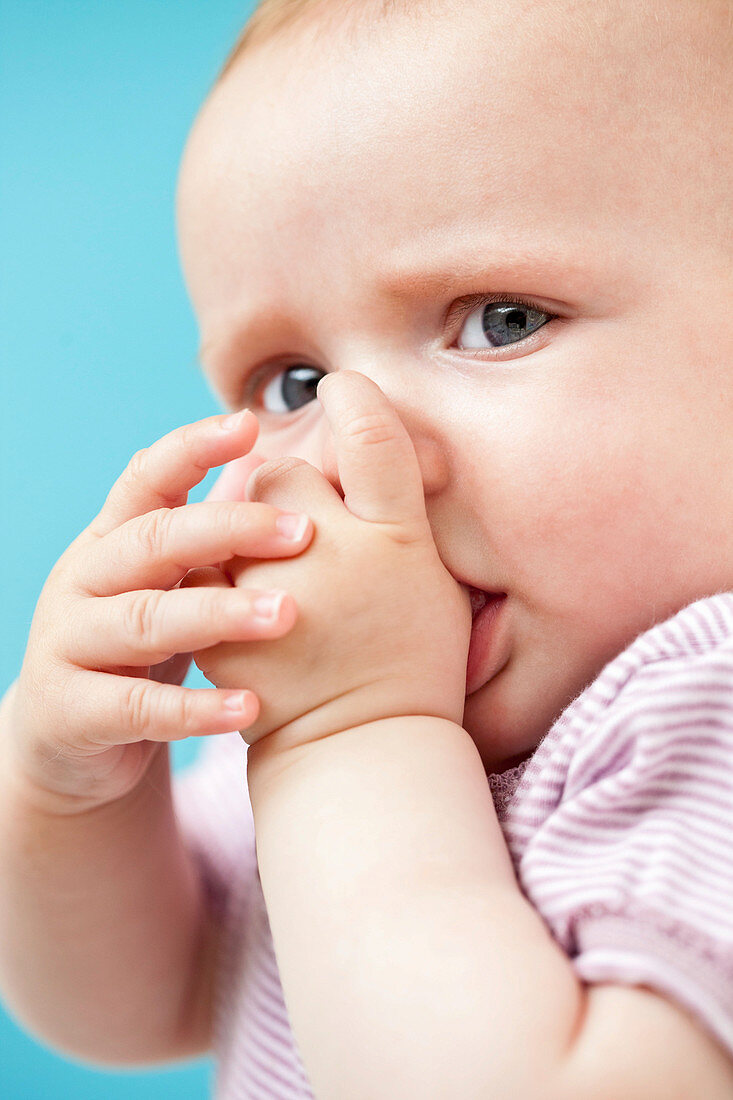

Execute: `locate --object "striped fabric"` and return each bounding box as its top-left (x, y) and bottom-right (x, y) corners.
top-left (173, 591), bottom-right (733, 1098)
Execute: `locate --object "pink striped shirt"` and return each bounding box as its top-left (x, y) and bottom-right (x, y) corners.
top-left (173, 591), bottom-right (733, 1098)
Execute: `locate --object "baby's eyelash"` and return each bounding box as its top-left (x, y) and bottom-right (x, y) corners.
top-left (449, 292), bottom-right (556, 327)
top-left (233, 292), bottom-right (557, 409)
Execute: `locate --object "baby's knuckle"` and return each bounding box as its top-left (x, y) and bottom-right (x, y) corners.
top-left (124, 590), bottom-right (162, 645)
top-left (46, 549), bottom-right (76, 590)
top-left (177, 693), bottom-right (202, 736)
top-left (387, 521), bottom-right (424, 548)
top-left (136, 508), bottom-right (171, 556)
top-left (51, 596), bottom-right (81, 656)
top-left (217, 503), bottom-right (247, 541)
top-left (343, 411), bottom-right (395, 447)
top-left (49, 535), bottom-right (97, 595)
top-left (177, 421), bottom-right (199, 449)
top-left (124, 678), bottom-right (154, 735)
top-left (248, 457), bottom-right (308, 499)
top-left (160, 686), bottom-right (197, 737)
top-left (24, 654), bottom-right (59, 715)
top-left (230, 501), bottom-right (270, 534)
top-left (177, 422), bottom-right (207, 467)
top-left (126, 446), bottom-right (151, 484)
top-left (57, 664), bottom-right (85, 722)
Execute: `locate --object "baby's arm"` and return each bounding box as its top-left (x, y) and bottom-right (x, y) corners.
top-left (226, 374), bottom-right (733, 1099)
top-left (0, 693), bottom-right (218, 1065)
top-left (0, 410), bottom-right (312, 1065)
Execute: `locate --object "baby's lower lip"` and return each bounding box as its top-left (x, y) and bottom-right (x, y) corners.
top-left (466, 592), bottom-right (507, 695)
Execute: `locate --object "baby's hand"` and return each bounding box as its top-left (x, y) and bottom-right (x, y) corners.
top-left (4, 411), bottom-right (313, 814)
top-left (189, 372), bottom-right (472, 754)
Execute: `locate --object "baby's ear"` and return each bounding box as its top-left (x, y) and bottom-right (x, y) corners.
top-left (206, 452), bottom-right (268, 501)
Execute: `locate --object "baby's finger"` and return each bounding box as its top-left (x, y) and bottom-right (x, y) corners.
top-left (65, 585), bottom-right (297, 668)
top-left (88, 409), bottom-right (259, 539)
top-left (316, 371), bottom-right (428, 531)
top-left (80, 501), bottom-right (313, 596)
top-left (70, 669), bottom-right (260, 743)
top-left (148, 570), bottom-right (229, 685)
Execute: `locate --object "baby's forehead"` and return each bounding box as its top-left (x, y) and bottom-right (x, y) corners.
top-left (180, 0), bottom-right (729, 313)
top-left (210, 6), bottom-right (720, 200)
top-left (224, 0), bottom-right (723, 96)
top-left (214, 0), bottom-right (723, 172)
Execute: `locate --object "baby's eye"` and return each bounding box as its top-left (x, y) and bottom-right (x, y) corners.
top-left (455, 298), bottom-right (551, 350)
top-left (261, 363), bottom-right (326, 413)
top-left (251, 296), bottom-right (553, 415)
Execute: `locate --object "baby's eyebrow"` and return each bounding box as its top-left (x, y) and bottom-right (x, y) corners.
top-left (373, 238), bottom-right (610, 308)
top-left (198, 306), bottom-right (298, 373)
top-left (199, 240), bottom-right (618, 371)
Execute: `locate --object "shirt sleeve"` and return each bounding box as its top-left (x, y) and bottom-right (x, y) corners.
top-left (511, 645), bottom-right (733, 1059)
top-left (171, 731), bottom-right (257, 922)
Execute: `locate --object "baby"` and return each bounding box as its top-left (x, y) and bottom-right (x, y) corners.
top-left (1, 0), bottom-right (732, 1096)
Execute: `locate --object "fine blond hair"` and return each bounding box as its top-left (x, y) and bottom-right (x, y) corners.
top-left (218, 0), bottom-right (731, 92)
top-left (218, 0), bottom-right (414, 79)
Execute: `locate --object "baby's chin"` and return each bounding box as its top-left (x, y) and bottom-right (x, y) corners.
top-left (461, 662), bottom-right (560, 775)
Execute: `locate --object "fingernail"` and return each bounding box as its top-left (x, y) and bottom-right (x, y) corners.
top-left (222, 690), bottom-right (253, 713)
top-left (252, 590), bottom-right (286, 620)
top-left (220, 408), bottom-right (251, 431)
top-left (316, 375), bottom-right (332, 400)
top-left (275, 512), bottom-right (309, 540)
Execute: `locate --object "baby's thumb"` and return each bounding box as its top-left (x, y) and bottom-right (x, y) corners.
top-left (317, 371), bottom-right (429, 533)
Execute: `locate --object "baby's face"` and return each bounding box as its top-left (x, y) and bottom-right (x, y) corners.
top-left (177, 0), bottom-right (732, 771)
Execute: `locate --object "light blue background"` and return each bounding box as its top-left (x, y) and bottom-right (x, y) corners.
top-left (1, 2), bottom-right (257, 1095)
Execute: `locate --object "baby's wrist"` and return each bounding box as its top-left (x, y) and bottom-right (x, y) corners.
top-left (246, 714), bottom-right (468, 805)
top-left (246, 686), bottom-right (466, 765)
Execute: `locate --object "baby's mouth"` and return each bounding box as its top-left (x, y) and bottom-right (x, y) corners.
top-left (465, 587), bottom-right (509, 695)
top-left (457, 579), bottom-right (507, 622)
top-left (468, 586), bottom-right (492, 618)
